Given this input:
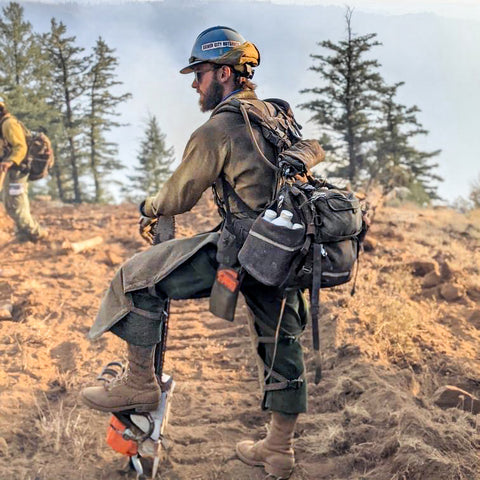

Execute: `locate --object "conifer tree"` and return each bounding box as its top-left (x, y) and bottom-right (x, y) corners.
top-left (41, 18), bottom-right (91, 203)
top-left (299, 7), bottom-right (385, 185)
top-left (0, 2), bottom-right (61, 200)
top-left (128, 115), bottom-right (174, 199)
top-left (85, 37), bottom-right (132, 203)
top-left (369, 82), bottom-right (441, 200)
top-left (0, 3), bottom-right (35, 97)
top-left (0, 2), bottom-right (50, 129)
top-left (470, 174), bottom-right (480, 209)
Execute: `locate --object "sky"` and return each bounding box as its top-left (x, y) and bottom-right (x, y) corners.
top-left (41, 0), bottom-right (480, 21)
top-left (271, 0), bottom-right (480, 20)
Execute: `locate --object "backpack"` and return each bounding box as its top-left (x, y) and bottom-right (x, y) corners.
top-left (214, 97), bottom-right (366, 383)
top-left (24, 130), bottom-right (55, 181)
top-left (0, 115), bottom-right (54, 181)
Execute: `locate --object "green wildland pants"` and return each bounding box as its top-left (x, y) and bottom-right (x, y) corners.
top-left (108, 242), bottom-right (309, 415)
top-left (2, 168), bottom-right (42, 240)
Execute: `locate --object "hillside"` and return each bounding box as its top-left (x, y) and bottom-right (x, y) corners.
top-left (0, 196), bottom-right (479, 480)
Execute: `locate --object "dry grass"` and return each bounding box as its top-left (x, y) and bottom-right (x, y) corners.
top-left (389, 407), bottom-right (480, 480)
top-left (343, 260), bottom-right (437, 366)
top-left (34, 395), bottom-right (104, 466)
top-left (361, 297), bottom-right (428, 365)
top-left (299, 420), bottom-right (349, 457)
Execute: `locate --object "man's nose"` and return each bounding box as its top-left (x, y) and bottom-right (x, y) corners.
top-left (192, 78), bottom-right (198, 89)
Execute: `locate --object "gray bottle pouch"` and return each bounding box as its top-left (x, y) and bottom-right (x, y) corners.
top-left (238, 216), bottom-right (305, 287)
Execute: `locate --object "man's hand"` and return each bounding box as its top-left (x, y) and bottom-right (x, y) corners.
top-left (0, 161), bottom-right (13, 173)
top-left (139, 216), bottom-right (158, 245)
top-left (278, 158), bottom-right (307, 179)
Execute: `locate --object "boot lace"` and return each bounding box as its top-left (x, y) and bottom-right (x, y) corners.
top-left (97, 361), bottom-right (127, 390)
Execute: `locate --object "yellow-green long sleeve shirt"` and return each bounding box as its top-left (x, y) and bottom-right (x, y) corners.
top-left (0, 114), bottom-right (28, 165)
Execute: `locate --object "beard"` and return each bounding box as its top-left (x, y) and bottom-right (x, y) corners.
top-left (199, 78), bottom-right (224, 112)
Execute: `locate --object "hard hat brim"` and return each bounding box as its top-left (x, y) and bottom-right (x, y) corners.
top-left (179, 60), bottom-right (209, 75)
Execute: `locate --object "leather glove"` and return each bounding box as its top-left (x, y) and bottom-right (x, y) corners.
top-left (139, 216), bottom-right (158, 245)
top-left (278, 158), bottom-right (307, 178)
top-left (0, 161), bottom-right (13, 173)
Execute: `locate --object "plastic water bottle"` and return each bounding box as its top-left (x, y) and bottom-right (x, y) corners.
top-left (263, 209), bottom-right (278, 223)
top-left (271, 210), bottom-right (294, 228)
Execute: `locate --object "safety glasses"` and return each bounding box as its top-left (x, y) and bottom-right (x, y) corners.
top-left (194, 66), bottom-right (220, 83)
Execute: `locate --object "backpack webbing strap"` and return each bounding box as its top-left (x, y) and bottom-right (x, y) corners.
top-left (257, 335), bottom-right (298, 345)
top-left (130, 305), bottom-right (164, 320)
top-left (220, 174), bottom-right (258, 223)
top-left (253, 314), bottom-right (300, 345)
top-left (0, 117), bottom-right (9, 162)
top-left (350, 238), bottom-right (361, 296)
top-left (238, 102), bottom-right (279, 174)
top-left (310, 242), bottom-right (323, 384)
top-left (263, 368), bottom-right (305, 391)
top-left (0, 116), bottom-right (7, 139)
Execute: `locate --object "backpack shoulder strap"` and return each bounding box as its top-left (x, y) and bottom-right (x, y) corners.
top-left (0, 116), bottom-right (9, 139)
top-left (214, 97), bottom-right (280, 173)
top-left (18, 120), bottom-right (31, 139)
top-left (238, 101), bottom-right (279, 173)
top-left (212, 96), bottom-right (304, 221)
top-left (0, 115), bottom-right (30, 143)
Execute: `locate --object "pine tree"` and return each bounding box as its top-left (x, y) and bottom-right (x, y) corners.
top-left (40, 18), bottom-right (91, 203)
top-left (299, 7), bottom-right (385, 185)
top-left (0, 2), bottom-right (61, 200)
top-left (369, 82), bottom-right (441, 200)
top-left (85, 37), bottom-right (131, 203)
top-left (0, 2), bottom-right (51, 129)
top-left (470, 174), bottom-right (480, 208)
top-left (0, 3), bottom-right (36, 99)
top-left (128, 115), bottom-right (174, 199)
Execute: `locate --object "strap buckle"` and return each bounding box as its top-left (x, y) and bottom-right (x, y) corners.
top-left (281, 335), bottom-right (297, 345)
top-left (286, 378), bottom-right (304, 390)
top-left (301, 264), bottom-right (312, 275)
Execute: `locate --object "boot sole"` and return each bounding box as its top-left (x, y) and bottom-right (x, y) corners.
top-left (80, 392), bottom-right (159, 413)
top-left (235, 444), bottom-right (293, 479)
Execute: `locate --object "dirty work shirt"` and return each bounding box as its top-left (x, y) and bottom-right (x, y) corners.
top-left (0, 114), bottom-right (28, 166)
top-left (0, 114), bottom-right (42, 239)
top-left (89, 90), bottom-right (309, 414)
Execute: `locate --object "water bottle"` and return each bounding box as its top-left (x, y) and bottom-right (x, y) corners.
top-left (262, 209), bottom-right (278, 223)
top-left (292, 223), bottom-right (304, 230)
top-left (271, 210), bottom-right (294, 228)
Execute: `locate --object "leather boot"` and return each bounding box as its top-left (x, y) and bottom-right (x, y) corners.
top-left (81, 344), bottom-right (160, 412)
top-left (236, 412), bottom-right (298, 479)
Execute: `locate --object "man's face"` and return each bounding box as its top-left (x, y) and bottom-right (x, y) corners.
top-left (192, 64), bottom-right (224, 112)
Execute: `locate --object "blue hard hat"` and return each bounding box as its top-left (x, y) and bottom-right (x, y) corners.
top-left (180, 26), bottom-right (246, 74)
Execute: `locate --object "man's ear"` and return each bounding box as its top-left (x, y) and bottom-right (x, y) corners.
top-left (218, 65), bottom-right (234, 84)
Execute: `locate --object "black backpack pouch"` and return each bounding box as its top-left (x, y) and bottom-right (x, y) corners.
top-left (294, 238), bottom-right (358, 289)
top-left (311, 189), bottom-right (363, 242)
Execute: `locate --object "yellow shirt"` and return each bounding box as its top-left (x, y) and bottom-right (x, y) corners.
top-left (0, 114), bottom-right (28, 165)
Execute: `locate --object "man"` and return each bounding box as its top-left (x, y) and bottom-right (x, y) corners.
top-left (81, 26), bottom-right (313, 479)
top-left (0, 97), bottom-right (46, 242)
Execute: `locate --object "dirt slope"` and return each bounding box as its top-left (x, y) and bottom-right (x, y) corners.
top-left (0, 195), bottom-right (479, 480)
